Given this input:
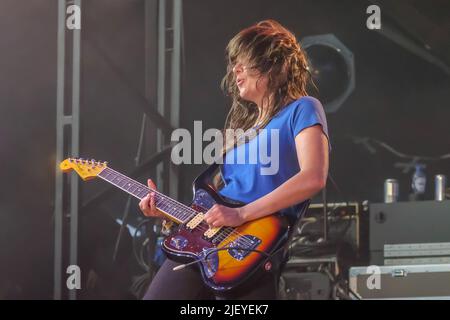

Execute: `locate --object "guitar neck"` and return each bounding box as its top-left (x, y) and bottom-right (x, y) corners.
top-left (97, 167), bottom-right (195, 224)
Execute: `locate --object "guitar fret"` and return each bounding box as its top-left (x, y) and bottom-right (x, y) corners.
top-left (110, 173), bottom-right (118, 180)
top-left (159, 202), bottom-right (171, 213)
top-left (133, 188), bottom-right (145, 197)
top-left (128, 184), bottom-right (137, 193)
top-left (153, 189), bottom-right (192, 220)
top-left (118, 179), bottom-right (127, 188)
top-left (98, 167), bottom-right (197, 223)
top-left (99, 170), bottom-right (113, 180)
top-left (119, 179), bottom-right (130, 189)
top-left (140, 191), bottom-right (149, 199)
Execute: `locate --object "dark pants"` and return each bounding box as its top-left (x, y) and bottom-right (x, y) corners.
top-left (142, 258), bottom-right (279, 300)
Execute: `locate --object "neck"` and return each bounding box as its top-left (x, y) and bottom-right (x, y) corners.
top-left (97, 167), bottom-right (196, 224)
top-left (255, 93), bottom-right (274, 123)
top-left (256, 94), bottom-right (272, 111)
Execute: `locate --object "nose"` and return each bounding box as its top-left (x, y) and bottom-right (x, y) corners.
top-left (232, 62), bottom-right (243, 75)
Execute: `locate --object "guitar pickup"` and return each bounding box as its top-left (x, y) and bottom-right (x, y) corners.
top-left (186, 213), bottom-right (205, 230)
top-left (204, 227), bottom-right (221, 239)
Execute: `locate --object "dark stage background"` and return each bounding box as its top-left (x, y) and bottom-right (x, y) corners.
top-left (0, 0), bottom-right (449, 298)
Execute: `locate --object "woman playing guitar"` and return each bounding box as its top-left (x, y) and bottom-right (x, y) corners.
top-left (139, 19), bottom-right (330, 300)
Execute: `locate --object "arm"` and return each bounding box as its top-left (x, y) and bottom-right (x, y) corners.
top-left (204, 124), bottom-right (329, 227)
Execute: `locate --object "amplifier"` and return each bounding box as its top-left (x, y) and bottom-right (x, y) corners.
top-left (306, 202), bottom-right (365, 252)
top-left (278, 255), bottom-right (338, 300)
top-left (349, 264), bottom-right (450, 299)
top-left (279, 272), bottom-right (331, 300)
top-left (369, 200), bottom-right (450, 265)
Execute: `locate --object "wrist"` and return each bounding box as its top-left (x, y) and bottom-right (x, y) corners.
top-left (239, 205), bottom-right (251, 223)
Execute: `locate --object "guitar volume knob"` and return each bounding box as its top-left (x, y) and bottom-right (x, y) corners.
top-left (170, 235), bottom-right (188, 249)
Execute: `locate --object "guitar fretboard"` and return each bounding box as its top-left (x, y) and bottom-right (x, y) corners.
top-left (98, 167), bottom-right (196, 223)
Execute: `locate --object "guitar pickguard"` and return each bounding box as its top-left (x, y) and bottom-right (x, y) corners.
top-left (191, 188), bottom-right (217, 212)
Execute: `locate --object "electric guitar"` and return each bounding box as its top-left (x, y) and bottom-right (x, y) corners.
top-left (60, 157), bottom-right (308, 291)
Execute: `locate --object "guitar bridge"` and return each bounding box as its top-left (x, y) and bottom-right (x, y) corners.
top-left (227, 235), bottom-right (261, 261)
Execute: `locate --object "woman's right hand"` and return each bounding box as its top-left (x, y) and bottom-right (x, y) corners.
top-left (139, 179), bottom-right (164, 218)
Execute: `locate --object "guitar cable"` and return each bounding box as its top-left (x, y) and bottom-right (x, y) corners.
top-left (172, 246), bottom-right (280, 271)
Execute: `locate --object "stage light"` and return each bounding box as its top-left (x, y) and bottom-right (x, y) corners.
top-left (301, 34), bottom-right (355, 113)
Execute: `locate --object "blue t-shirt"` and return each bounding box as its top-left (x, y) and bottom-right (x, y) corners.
top-left (218, 96), bottom-right (330, 222)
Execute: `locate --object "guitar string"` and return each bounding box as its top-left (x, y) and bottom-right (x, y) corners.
top-left (100, 167), bottom-right (255, 246)
top-left (101, 167), bottom-right (197, 220)
top-left (99, 170), bottom-right (251, 249)
top-left (100, 167), bottom-right (255, 247)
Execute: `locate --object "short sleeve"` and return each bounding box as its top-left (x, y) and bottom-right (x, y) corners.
top-left (290, 96), bottom-right (331, 148)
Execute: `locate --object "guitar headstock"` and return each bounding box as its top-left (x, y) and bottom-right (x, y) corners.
top-left (60, 158), bottom-right (108, 180)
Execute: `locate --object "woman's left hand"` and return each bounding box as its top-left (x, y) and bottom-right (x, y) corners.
top-left (204, 204), bottom-right (246, 228)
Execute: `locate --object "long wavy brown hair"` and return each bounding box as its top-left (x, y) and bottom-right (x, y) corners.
top-left (220, 19), bottom-right (312, 154)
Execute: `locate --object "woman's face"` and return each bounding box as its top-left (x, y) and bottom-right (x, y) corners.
top-left (232, 59), bottom-right (269, 106)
